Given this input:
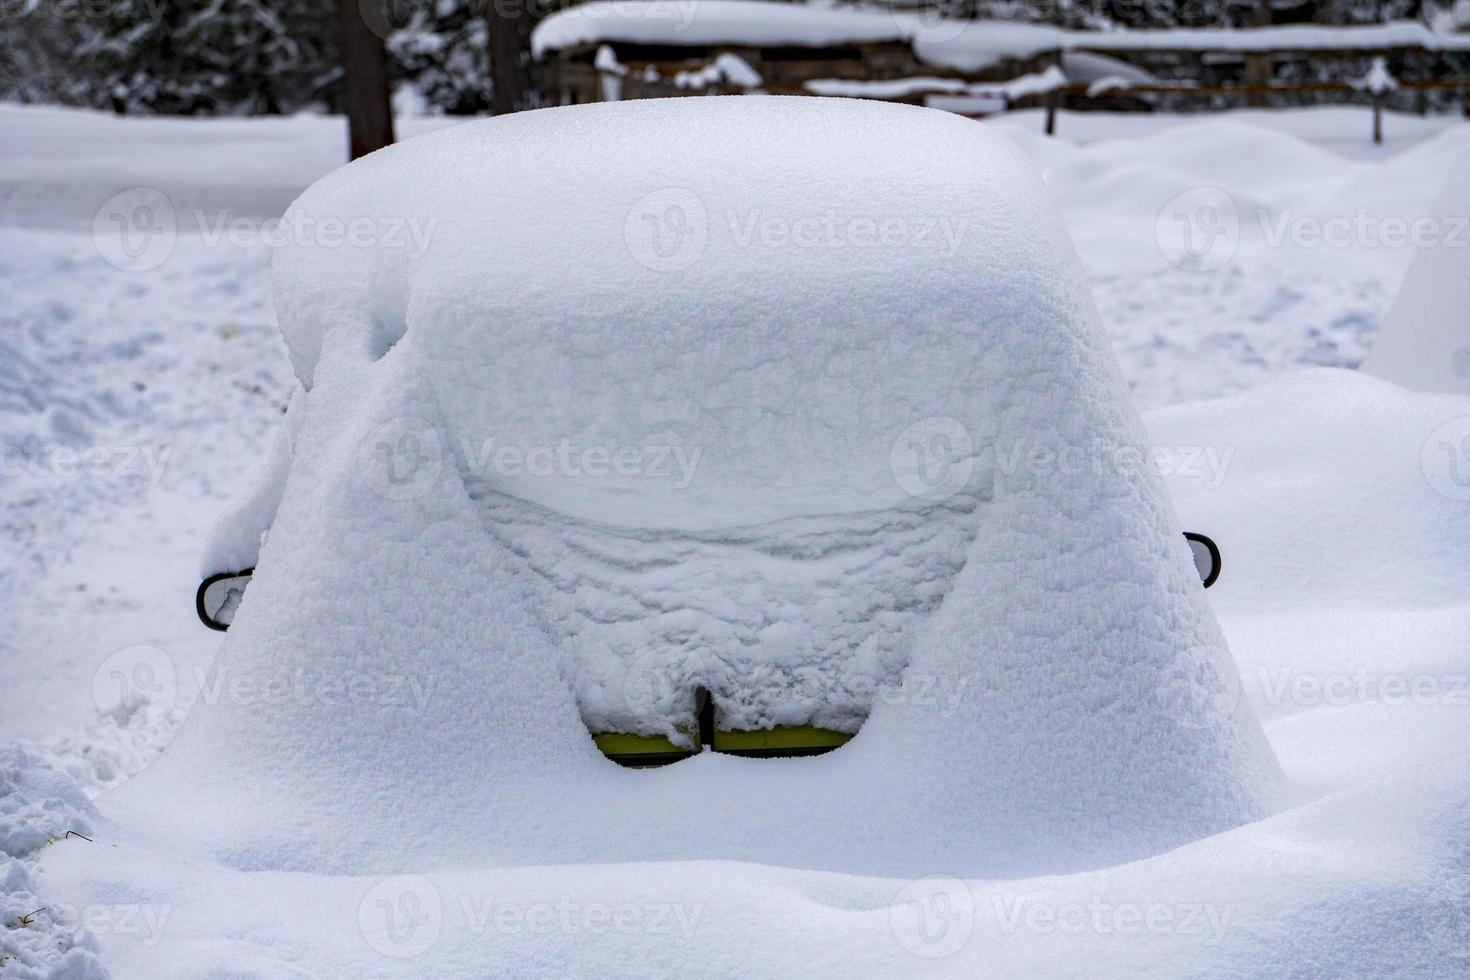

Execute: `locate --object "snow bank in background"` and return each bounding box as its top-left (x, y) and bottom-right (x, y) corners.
top-left (1153, 368), bottom-right (1470, 612)
top-left (1362, 149), bottom-right (1470, 395)
top-left (124, 97), bottom-right (1277, 878)
top-left (1148, 368), bottom-right (1470, 807)
top-left (531, 1), bottom-right (910, 57)
top-left (532, 1), bottom-right (1470, 69)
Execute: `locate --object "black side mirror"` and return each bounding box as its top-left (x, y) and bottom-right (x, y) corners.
top-left (1183, 532), bottom-right (1222, 589)
top-left (196, 569), bottom-right (254, 631)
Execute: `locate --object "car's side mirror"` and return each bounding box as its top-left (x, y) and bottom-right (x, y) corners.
top-left (1183, 532), bottom-right (1222, 589)
top-left (196, 569), bottom-right (254, 631)
top-left (192, 534), bottom-right (1220, 632)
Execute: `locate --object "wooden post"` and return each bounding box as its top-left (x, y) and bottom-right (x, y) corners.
top-left (488, 0), bottom-right (538, 115)
top-left (335, 0), bottom-right (395, 160)
top-left (1044, 93), bottom-right (1058, 136)
top-left (1373, 95), bottom-right (1384, 145)
top-left (1244, 0), bottom-right (1272, 108)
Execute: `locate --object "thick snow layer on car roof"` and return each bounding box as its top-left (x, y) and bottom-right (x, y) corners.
top-left (145, 98), bottom-right (1278, 875)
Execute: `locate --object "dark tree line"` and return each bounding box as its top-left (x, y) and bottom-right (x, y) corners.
top-left (0, 0), bottom-right (1458, 116)
top-left (0, 0), bottom-right (538, 116)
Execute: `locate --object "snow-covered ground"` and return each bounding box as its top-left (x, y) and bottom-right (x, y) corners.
top-left (1, 102), bottom-right (1467, 978)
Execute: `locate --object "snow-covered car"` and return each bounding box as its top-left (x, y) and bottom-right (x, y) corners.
top-left (194, 102), bottom-right (1222, 769)
top-left (169, 97), bottom-right (1272, 875)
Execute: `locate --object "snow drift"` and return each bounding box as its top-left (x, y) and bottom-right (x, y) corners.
top-left (121, 97), bottom-right (1277, 876)
top-left (1361, 149), bottom-right (1470, 397)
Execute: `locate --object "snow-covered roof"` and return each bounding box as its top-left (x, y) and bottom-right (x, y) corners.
top-left (1075, 20), bottom-right (1470, 53)
top-left (533, 1), bottom-right (1470, 72)
top-left (161, 98), bottom-right (1278, 875)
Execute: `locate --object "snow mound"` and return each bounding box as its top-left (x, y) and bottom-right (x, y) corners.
top-left (1362, 149), bottom-right (1470, 396)
top-left (134, 98), bottom-right (1275, 876)
top-left (1149, 368), bottom-right (1470, 613)
top-left (0, 747), bottom-right (108, 980)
